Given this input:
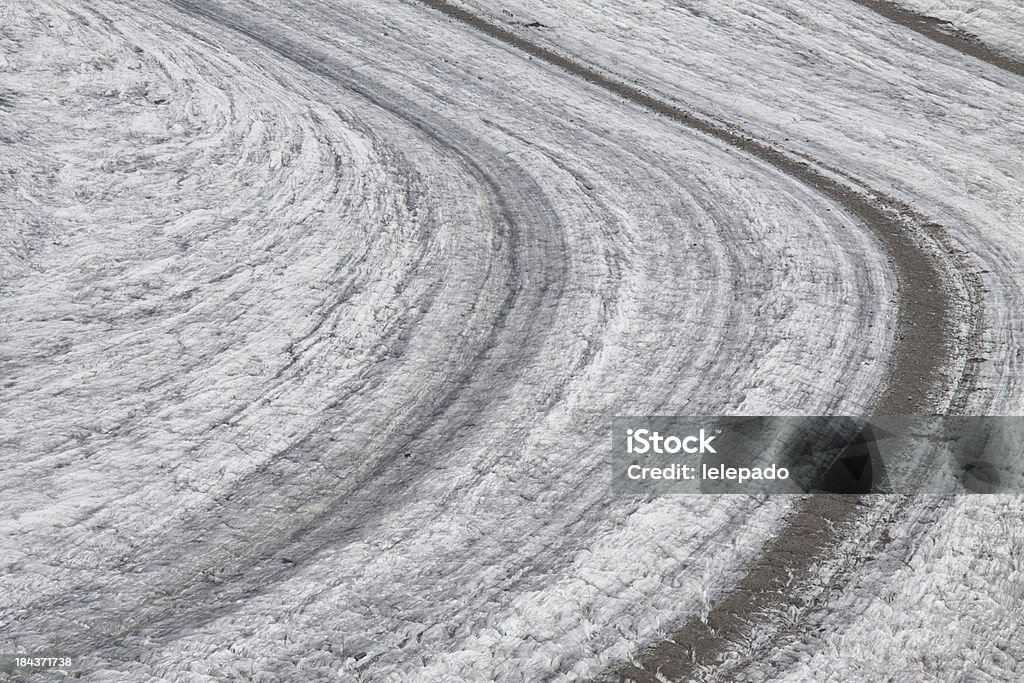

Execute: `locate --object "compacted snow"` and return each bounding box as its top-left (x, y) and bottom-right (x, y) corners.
top-left (893, 0), bottom-right (1024, 62)
top-left (442, 0), bottom-right (1024, 678)
top-left (0, 0), bottom-right (1020, 680)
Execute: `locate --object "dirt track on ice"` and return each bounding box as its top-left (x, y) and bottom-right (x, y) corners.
top-left (409, 1), bottom-right (984, 680)
top-left (0, 0), bottom-right (996, 679)
top-left (852, 0), bottom-right (1024, 78)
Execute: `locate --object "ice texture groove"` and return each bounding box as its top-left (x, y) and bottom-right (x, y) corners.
top-left (0, 0), bottom-right (1012, 681)
top-left (455, 0), bottom-right (1024, 412)
top-left (440, 0), bottom-right (1022, 678)
top-left (891, 0), bottom-right (1024, 63)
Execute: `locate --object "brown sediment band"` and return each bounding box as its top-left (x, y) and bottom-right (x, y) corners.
top-left (408, 2), bottom-right (981, 680)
